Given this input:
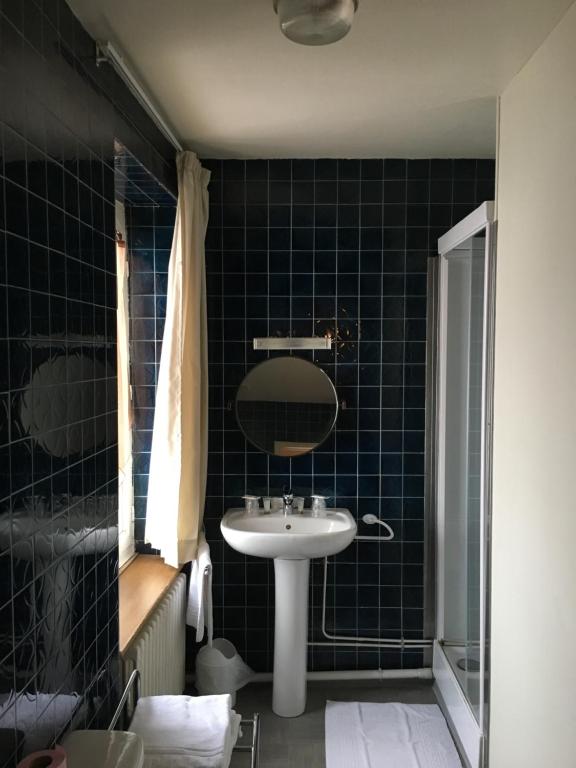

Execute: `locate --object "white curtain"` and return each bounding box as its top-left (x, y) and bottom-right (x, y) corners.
top-left (145, 152), bottom-right (210, 568)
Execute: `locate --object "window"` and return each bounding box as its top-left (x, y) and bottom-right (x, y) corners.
top-left (116, 199), bottom-right (135, 567)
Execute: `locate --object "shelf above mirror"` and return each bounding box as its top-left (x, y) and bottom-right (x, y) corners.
top-left (253, 337), bottom-right (332, 350)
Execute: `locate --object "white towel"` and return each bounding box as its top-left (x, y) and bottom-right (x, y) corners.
top-left (130, 694), bottom-right (241, 768)
top-left (186, 531), bottom-right (213, 644)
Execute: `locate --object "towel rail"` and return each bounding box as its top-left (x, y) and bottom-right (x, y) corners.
top-left (109, 669), bottom-right (140, 730)
top-left (109, 669), bottom-right (260, 768)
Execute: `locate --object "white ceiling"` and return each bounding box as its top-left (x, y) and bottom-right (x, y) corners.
top-left (69, 0), bottom-right (574, 159)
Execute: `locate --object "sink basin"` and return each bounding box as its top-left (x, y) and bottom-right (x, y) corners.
top-left (220, 508), bottom-right (356, 559)
top-left (221, 507), bottom-right (356, 718)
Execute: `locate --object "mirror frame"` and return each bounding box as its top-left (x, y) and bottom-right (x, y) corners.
top-left (234, 356), bottom-right (339, 457)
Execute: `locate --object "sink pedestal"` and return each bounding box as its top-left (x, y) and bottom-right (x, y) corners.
top-left (272, 558), bottom-right (310, 717)
top-left (220, 508), bottom-right (357, 718)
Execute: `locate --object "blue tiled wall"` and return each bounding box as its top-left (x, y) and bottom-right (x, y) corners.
top-left (0, 2), bottom-right (175, 765)
top-left (202, 158), bottom-right (495, 673)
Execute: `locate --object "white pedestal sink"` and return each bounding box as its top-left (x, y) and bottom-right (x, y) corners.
top-left (221, 508), bottom-right (356, 717)
top-left (0, 500), bottom-right (116, 691)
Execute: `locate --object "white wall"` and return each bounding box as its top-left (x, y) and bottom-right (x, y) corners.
top-left (491, 2), bottom-right (576, 765)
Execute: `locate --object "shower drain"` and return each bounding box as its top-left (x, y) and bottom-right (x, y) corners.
top-left (457, 657), bottom-right (481, 672)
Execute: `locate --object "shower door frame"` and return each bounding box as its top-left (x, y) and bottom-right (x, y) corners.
top-left (433, 202), bottom-right (496, 768)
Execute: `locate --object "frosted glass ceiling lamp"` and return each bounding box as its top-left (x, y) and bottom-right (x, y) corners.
top-left (274, 0), bottom-right (359, 46)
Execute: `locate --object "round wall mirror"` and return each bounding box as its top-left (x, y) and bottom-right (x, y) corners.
top-left (235, 356), bottom-right (338, 457)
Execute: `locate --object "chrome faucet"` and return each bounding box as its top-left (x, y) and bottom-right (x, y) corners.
top-left (282, 488), bottom-right (294, 516)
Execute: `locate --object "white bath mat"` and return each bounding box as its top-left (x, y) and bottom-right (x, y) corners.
top-left (325, 701), bottom-right (462, 768)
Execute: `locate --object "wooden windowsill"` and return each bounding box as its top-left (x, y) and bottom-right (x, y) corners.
top-left (119, 554), bottom-right (181, 656)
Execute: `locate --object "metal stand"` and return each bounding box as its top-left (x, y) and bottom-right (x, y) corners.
top-left (235, 713), bottom-right (261, 768)
top-left (110, 670), bottom-right (260, 767)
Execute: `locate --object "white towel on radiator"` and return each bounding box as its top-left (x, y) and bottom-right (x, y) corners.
top-left (130, 694), bottom-right (241, 768)
top-left (186, 531), bottom-right (213, 644)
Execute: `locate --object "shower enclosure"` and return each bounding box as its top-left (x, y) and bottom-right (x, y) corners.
top-left (432, 203), bottom-right (495, 768)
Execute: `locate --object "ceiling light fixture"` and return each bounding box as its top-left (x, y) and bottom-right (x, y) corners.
top-left (273, 0), bottom-right (359, 46)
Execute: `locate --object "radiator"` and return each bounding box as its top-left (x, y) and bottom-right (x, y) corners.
top-left (124, 573), bottom-right (187, 697)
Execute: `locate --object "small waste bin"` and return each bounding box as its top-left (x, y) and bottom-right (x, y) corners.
top-left (195, 638), bottom-right (253, 706)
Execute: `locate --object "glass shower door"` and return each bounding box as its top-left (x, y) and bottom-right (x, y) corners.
top-left (434, 202), bottom-right (495, 768)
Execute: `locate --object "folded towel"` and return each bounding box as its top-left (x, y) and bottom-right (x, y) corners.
top-left (186, 531), bottom-right (213, 644)
top-left (130, 694), bottom-right (241, 768)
